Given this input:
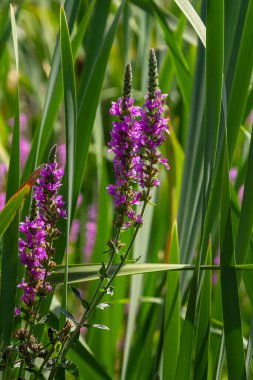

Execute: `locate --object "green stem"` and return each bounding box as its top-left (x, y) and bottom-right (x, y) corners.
top-left (58, 192), bottom-right (150, 362)
top-left (34, 346), bottom-right (54, 380)
top-left (88, 228), bottom-right (121, 307)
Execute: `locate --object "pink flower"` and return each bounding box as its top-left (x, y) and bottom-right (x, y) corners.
top-left (0, 192), bottom-right (5, 211)
top-left (229, 167), bottom-right (237, 185)
top-left (239, 185), bottom-right (244, 204)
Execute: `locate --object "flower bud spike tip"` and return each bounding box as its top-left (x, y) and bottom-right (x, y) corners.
top-left (123, 62), bottom-right (133, 103)
top-left (48, 144), bottom-right (57, 163)
top-left (148, 48), bottom-right (158, 100)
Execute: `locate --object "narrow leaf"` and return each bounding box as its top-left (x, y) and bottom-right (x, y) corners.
top-left (0, 167), bottom-right (42, 238)
top-left (163, 222), bottom-right (180, 379)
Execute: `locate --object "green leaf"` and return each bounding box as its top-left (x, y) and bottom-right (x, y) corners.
top-left (67, 339), bottom-right (112, 380)
top-left (149, 0), bottom-right (192, 110)
top-left (21, 0), bottom-right (80, 183)
top-left (163, 222), bottom-right (180, 380)
top-left (62, 360), bottom-right (79, 377)
top-left (235, 129), bottom-right (253, 264)
top-left (0, 170), bottom-right (42, 240)
top-left (227, 0), bottom-right (253, 160)
top-left (174, 0), bottom-right (206, 46)
top-left (204, 0), bottom-right (224, 197)
top-left (57, 307), bottom-right (77, 324)
top-left (246, 314), bottom-right (253, 376)
top-left (193, 242), bottom-right (211, 379)
top-left (177, 4), bottom-right (205, 265)
top-left (72, 0), bottom-right (125, 212)
top-left (220, 136), bottom-right (246, 379)
top-left (52, 263), bottom-right (195, 285)
top-left (0, 4), bottom-right (20, 349)
top-left (70, 286), bottom-right (83, 302)
top-left (85, 324), bottom-right (110, 331)
top-left (60, 4), bottom-right (77, 321)
top-left (96, 303), bottom-right (111, 310)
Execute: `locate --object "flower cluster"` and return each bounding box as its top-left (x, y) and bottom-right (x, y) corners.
top-left (107, 63), bottom-right (143, 228)
top-left (107, 49), bottom-right (169, 229)
top-left (17, 146), bottom-right (65, 310)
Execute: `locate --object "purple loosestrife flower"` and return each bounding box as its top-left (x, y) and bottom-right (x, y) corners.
top-left (17, 146), bottom-right (65, 310)
top-left (18, 203), bottom-right (50, 307)
top-left (137, 49), bottom-right (169, 192)
top-left (33, 148), bottom-right (66, 226)
top-left (107, 63), bottom-right (143, 229)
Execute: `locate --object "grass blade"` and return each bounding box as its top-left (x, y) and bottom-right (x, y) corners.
top-left (193, 242), bottom-right (211, 379)
top-left (204, 0), bottom-right (224, 193)
top-left (235, 129), bottom-right (253, 264)
top-left (149, 0), bottom-right (192, 110)
top-left (0, 166), bottom-right (42, 238)
top-left (60, 4), bottom-right (77, 317)
top-left (72, 0), bottom-right (125, 212)
top-left (0, 4), bottom-right (20, 348)
top-left (227, 0), bottom-right (253, 160)
top-left (174, 0), bottom-right (206, 46)
top-left (163, 222), bottom-right (180, 379)
top-left (51, 263), bottom-right (196, 285)
top-left (21, 0), bottom-right (80, 183)
top-left (220, 137), bottom-right (246, 379)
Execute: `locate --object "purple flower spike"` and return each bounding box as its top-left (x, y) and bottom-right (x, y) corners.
top-left (107, 63), bottom-right (143, 229)
top-left (107, 51), bottom-right (170, 230)
top-left (136, 49), bottom-right (170, 190)
top-left (17, 145), bottom-right (65, 309)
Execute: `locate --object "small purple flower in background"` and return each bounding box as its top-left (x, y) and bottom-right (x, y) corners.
top-left (58, 143), bottom-right (66, 168)
top-left (239, 185), bottom-right (244, 204)
top-left (246, 109), bottom-right (253, 125)
top-left (0, 192), bottom-right (5, 211)
top-left (0, 163), bottom-right (7, 211)
top-left (17, 145), bottom-right (65, 311)
top-left (20, 136), bottom-right (30, 168)
top-left (212, 249), bottom-right (220, 285)
top-left (0, 162), bottom-right (7, 186)
top-left (8, 113), bottom-right (31, 168)
top-left (84, 204), bottom-right (97, 259)
top-left (229, 167), bottom-right (237, 185)
top-left (77, 193), bottom-right (83, 208)
top-left (70, 219), bottom-right (81, 243)
top-left (8, 112), bottom-right (27, 133)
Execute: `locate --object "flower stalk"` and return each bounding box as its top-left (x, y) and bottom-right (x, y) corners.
top-left (48, 49), bottom-right (169, 378)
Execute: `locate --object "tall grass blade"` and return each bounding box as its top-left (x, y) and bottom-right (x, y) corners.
top-left (149, 0), bottom-right (192, 110)
top-left (0, 167), bottom-right (42, 238)
top-left (174, 0), bottom-right (206, 46)
top-left (72, 1), bottom-right (125, 213)
top-left (227, 0), bottom-right (253, 160)
top-left (204, 0), bottom-right (224, 200)
top-left (21, 0), bottom-right (80, 183)
top-left (0, 5), bottom-right (20, 348)
top-left (60, 5), bottom-right (77, 319)
top-left (163, 222), bottom-right (180, 379)
top-left (193, 242), bottom-right (211, 379)
top-left (220, 137), bottom-right (246, 379)
top-left (235, 128), bottom-right (253, 264)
